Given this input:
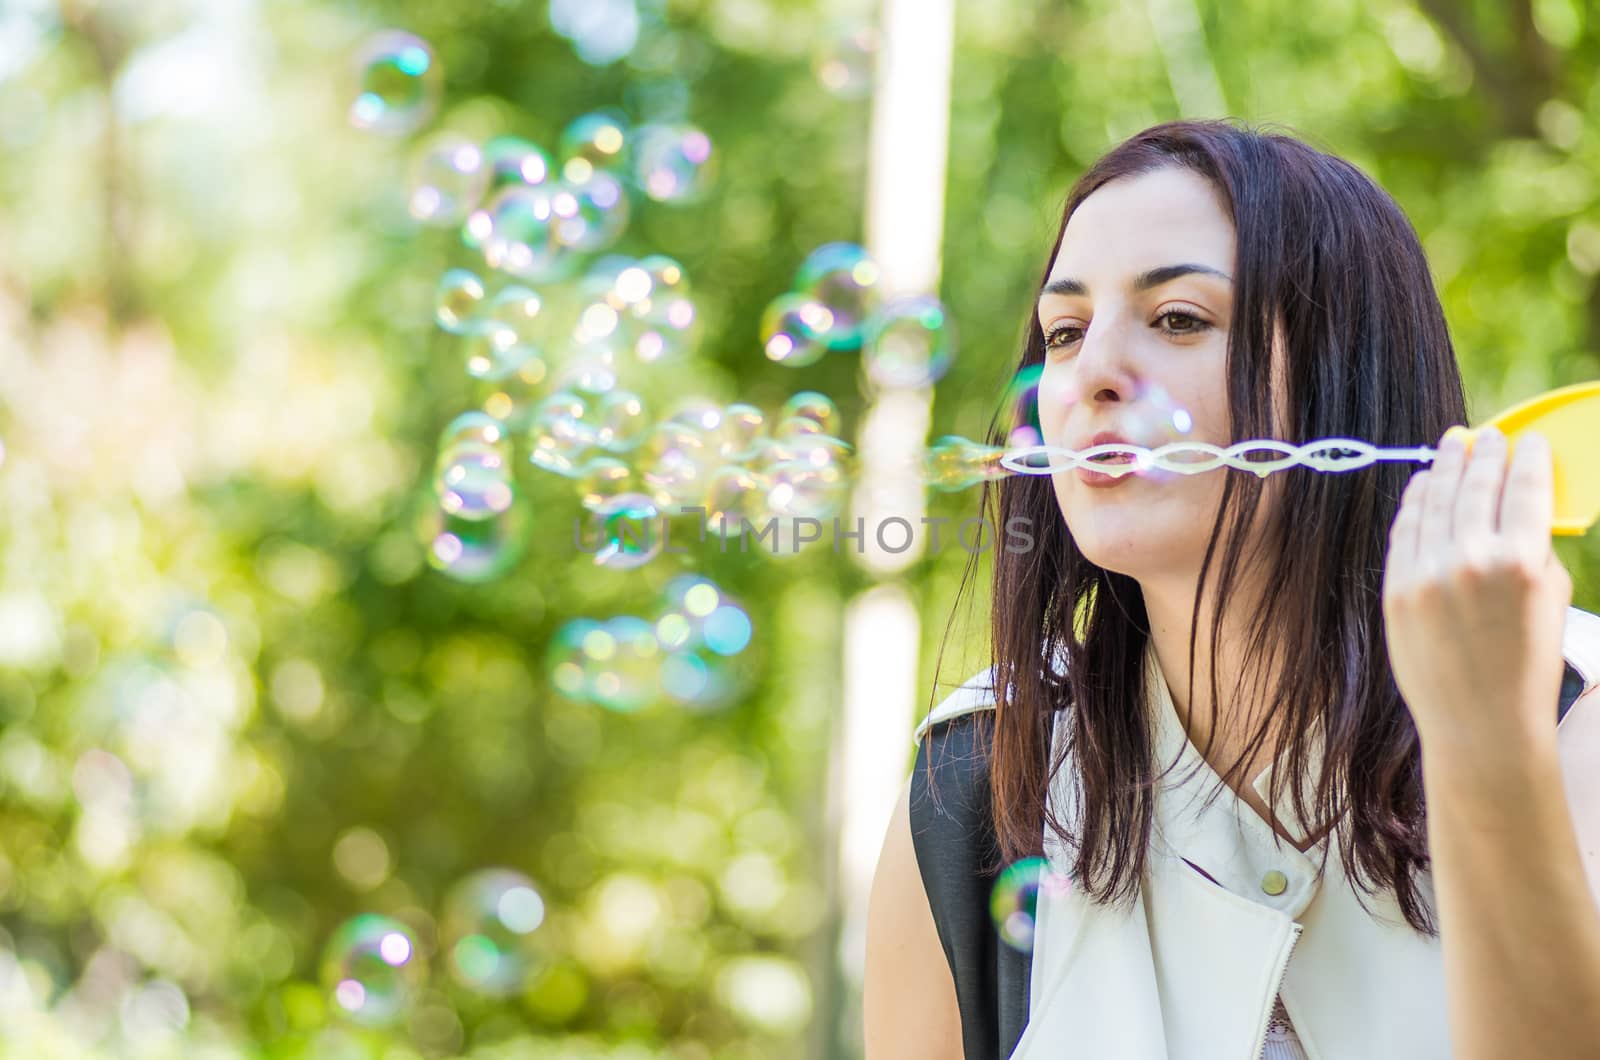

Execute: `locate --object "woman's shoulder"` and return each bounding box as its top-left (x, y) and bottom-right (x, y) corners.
top-left (913, 668), bottom-right (1000, 748)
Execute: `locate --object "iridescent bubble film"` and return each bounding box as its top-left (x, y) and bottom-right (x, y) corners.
top-left (793, 242), bottom-right (880, 350)
top-left (467, 285), bottom-right (548, 381)
top-left (777, 391), bottom-right (841, 439)
top-left (483, 135), bottom-right (552, 192)
top-left (552, 171), bottom-right (631, 253)
top-left (435, 268), bottom-right (488, 335)
top-left (862, 295), bottom-right (956, 389)
top-left (761, 293), bottom-right (834, 368)
top-left (577, 455), bottom-right (634, 511)
top-left (407, 134), bottom-right (489, 226)
top-left (989, 857), bottom-right (1069, 952)
top-left (925, 435), bottom-right (1010, 492)
top-left (320, 914), bottom-right (423, 1026)
top-left (425, 502), bottom-right (528, 583)
top-left (349, 30), bottom-right (442, 135)
top-left (1004, 364), bottom-right (1045, 451)
top-left (588, 492), bottom-right (662, 570)
top-left (443, 869), bottom-right (547, 997)
top-left (632, 122), bottom-right (714, 203)
top-left (434, 448), bottom-right (517, 521)
top-left (479, 185), bottom-right (565, 282)
top-left (558, 110), bottom-right (631, 179)
top-left (642, 419), bottom-right (716, 509)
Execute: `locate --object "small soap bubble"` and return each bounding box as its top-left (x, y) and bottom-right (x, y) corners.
top-left (794, 242), bottom-right (880, 350)
top-left (588, 493), bottom-right (663, 570)
top-left (704, 466), bottom-right (764, 538)
top-left (443, 869), bottom-right (547, 996)
top-left (1122, 381), bottom-right (1200, 481)
top-left (596, 390), bottom-right (650, 452)
top-left (990, 857), bottom-right (1069, 952)
top-left (862, 295), bottom-right (955, 390)
top-left (577, 456), bottom-right (634, 511)
top-left (438, 410), bottom-right (512, 457)
top-left (426, 504), bottom-right (527, 583)
top-left (613, 255), bottom-right (698, 361)
top-left (711, 403), bottom-right (766, 463)
top-left (553, 171), bottom-right (631, 253)
top-left (1003, 365), bottom-right (1045, 451)
top-left (559, 111), bottom-right (631, 178)
top-left (435, 449), bottom-right (517, 521)
top-left (654, 576), bottom-right (750, 710)
top-left (435, 269), bottom-right (488, 334)
top-left (778, 391), bottom-right (841, 438)
top-left (548, 619), bottom-right (599, 698)
top-left (761, 293), bottom-right (834, 367)
top-left (408, 134), bottom-right (489, 226)
top-left (925, 435), bottom-right (1010, 492)
top-left (642, 420), bottom-right (717, 509)
top-left (467, 285), bottom-right (548, 381)
top-left (813, 23), bottom-right (879, 98)
top-left (483, 135), bottom-right (552, 191)
top-left (590, 615), bottom-right (662, 713)
top-left (478, 358), bottom-right (552, 433)
top-left (632, 122), bottom-right (714, 203)
top-left (763, 459), bottom-right (849, 520)
top-left (321, 914), bottom-right (424, 1026)
top-left (528, 390), bottom-right (600, 476)
top-left (480, 185), bottom-right (565, 281)
top-left (349, 31), bottom-right (441, 136)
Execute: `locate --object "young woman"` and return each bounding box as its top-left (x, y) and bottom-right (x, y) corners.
top-left (864, 120), bottom-right (1600, 1059)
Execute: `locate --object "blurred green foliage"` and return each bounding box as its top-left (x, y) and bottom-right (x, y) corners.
top-left (0, 0), bottom-right (1596, 1057)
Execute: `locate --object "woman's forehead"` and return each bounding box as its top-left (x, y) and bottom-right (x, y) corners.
top-left (1048, 168), bottom-right (1235, 289)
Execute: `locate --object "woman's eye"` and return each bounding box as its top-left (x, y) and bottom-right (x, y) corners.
top-left (1043, 324), bottom-right (1082, 351)
top-left (1156, 310), bottom-right (1209, 335)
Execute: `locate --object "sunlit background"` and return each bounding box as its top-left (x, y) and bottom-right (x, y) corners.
top-left (1, 0), bottom-right (1598, 1056)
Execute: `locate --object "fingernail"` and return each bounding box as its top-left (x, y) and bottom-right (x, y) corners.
top-left (1477, 425), bottom-right (1504, 444)
top-left (1441, 425), bottom-right (1472, 451)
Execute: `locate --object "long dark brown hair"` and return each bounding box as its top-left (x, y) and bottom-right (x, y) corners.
top-left (940, 118), bottom-right (1466, 934)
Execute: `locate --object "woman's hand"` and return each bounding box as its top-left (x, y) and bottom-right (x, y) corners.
top-left (1382, 425), bottom-right (1573, 760)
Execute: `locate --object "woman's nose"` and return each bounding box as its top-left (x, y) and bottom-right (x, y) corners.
top-left (1074, 318), bottom-right (1135, 405)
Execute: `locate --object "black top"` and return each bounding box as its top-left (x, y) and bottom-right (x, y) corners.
top-left (911, 660), bottom-right (1590, 1060)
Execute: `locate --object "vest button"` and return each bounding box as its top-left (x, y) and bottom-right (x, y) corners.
top-left (1261, 869), bottom-right (1289, 896)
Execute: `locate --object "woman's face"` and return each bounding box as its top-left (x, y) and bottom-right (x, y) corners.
top-left (1035, 165), bottom-right (1245, 582)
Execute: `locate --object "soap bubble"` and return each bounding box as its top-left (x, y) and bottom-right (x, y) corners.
top-left (435, 449), bottom-right (517, 521)
top-left (862, 295), bottom-right (955, 389)
top-left (548, 619), bottom-right (603, 699)
top-left (467, 285), bottom-right (549, 381)
top-left (990, 857), bottom-right (1069, 952)
top-left (349, 31), bottom-right (441, 136)
top-left (813, 23), bottom-right (879, 98)
top-left (590, 615), bottom-right (662, 712)
top-left (408, 134), bottom-right (489, 225)
top-left (577, 456), bottom-right (634, 511)
top-left (480, 185), bottom-right (565, 282)
top-left (426, 504), bottom-right (527, 583)
top-left (794, 242), bottom-right (880, 350)
top-left (1003, 364), bottom-right (1045, 451)
top-left (611, 255), bottom-right (698, 361)
top-left (528, 390), bottom-right (600, 476)
top-left (435, 269), bottom-right (488, 334)
top-left (704, 466), bottom-right (765, 538)
top-left (925, 435), bottom-right (1009, 491)
top-left (654, 577), bottom-right (752, 710)
top-left (777, 391), bottom-right (841, 439)
top-left (321, 914), bottom-right (424, 1026)
top-left (642, 420), bottom-right (717, 508)
top-left (709, 403), bottom-right (767, 463)
top-left (478, 357), bottom-right (552, 433)
top-left (761, 294), bottom-right (834, 368)
top-left (552, 171), bottom-right (631, 253)
top-left (438, 410), bottom-right (512, 457)
top-left (443, 869), bottom-right (547, 996)
top-left (587, 493), bottom-right (663, 570)
top-left (483, 135), bottom-right (552, 192)
top-left (596, 390), bottom-right (650, 452)
top-left (559, 110), bottom-right (631, 178)
top-left (632, 122), bottom-right (714, 203)
top-left (761, 458), bottom-right (849, 520)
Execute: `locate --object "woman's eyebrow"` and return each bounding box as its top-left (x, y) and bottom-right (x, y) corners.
top-left (1038, 263), bottom-right (1233, 299)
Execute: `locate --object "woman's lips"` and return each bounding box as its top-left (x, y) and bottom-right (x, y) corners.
top-left (1075, 457), bottom-right (1139, 488)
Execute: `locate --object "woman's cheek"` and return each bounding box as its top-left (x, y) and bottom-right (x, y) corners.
top-left (1035, 364), bottom-right (1080, 443)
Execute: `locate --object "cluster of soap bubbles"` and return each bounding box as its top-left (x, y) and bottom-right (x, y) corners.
top-left (579, 391), bottom-right (854, 568)
top-left (990, 857), bottom-right (1070, 952)
top-left (425, 412), bottom-right (528, 582)
top-left (761, 243), bottom-right (956, 392)
top-left (322, 869), bottom-right (548, 1025)
top-left (548, 576), bottom-right (752, 711)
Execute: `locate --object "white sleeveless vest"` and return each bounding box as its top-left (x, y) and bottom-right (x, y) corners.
top-left (914, 606), bottom-right (1600, 1059)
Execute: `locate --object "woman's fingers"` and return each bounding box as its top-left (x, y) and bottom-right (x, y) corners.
top-left (1499, 429), bottom-right (1555, 560)
top-left (1453, 426), bottom-right (1505, 545)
